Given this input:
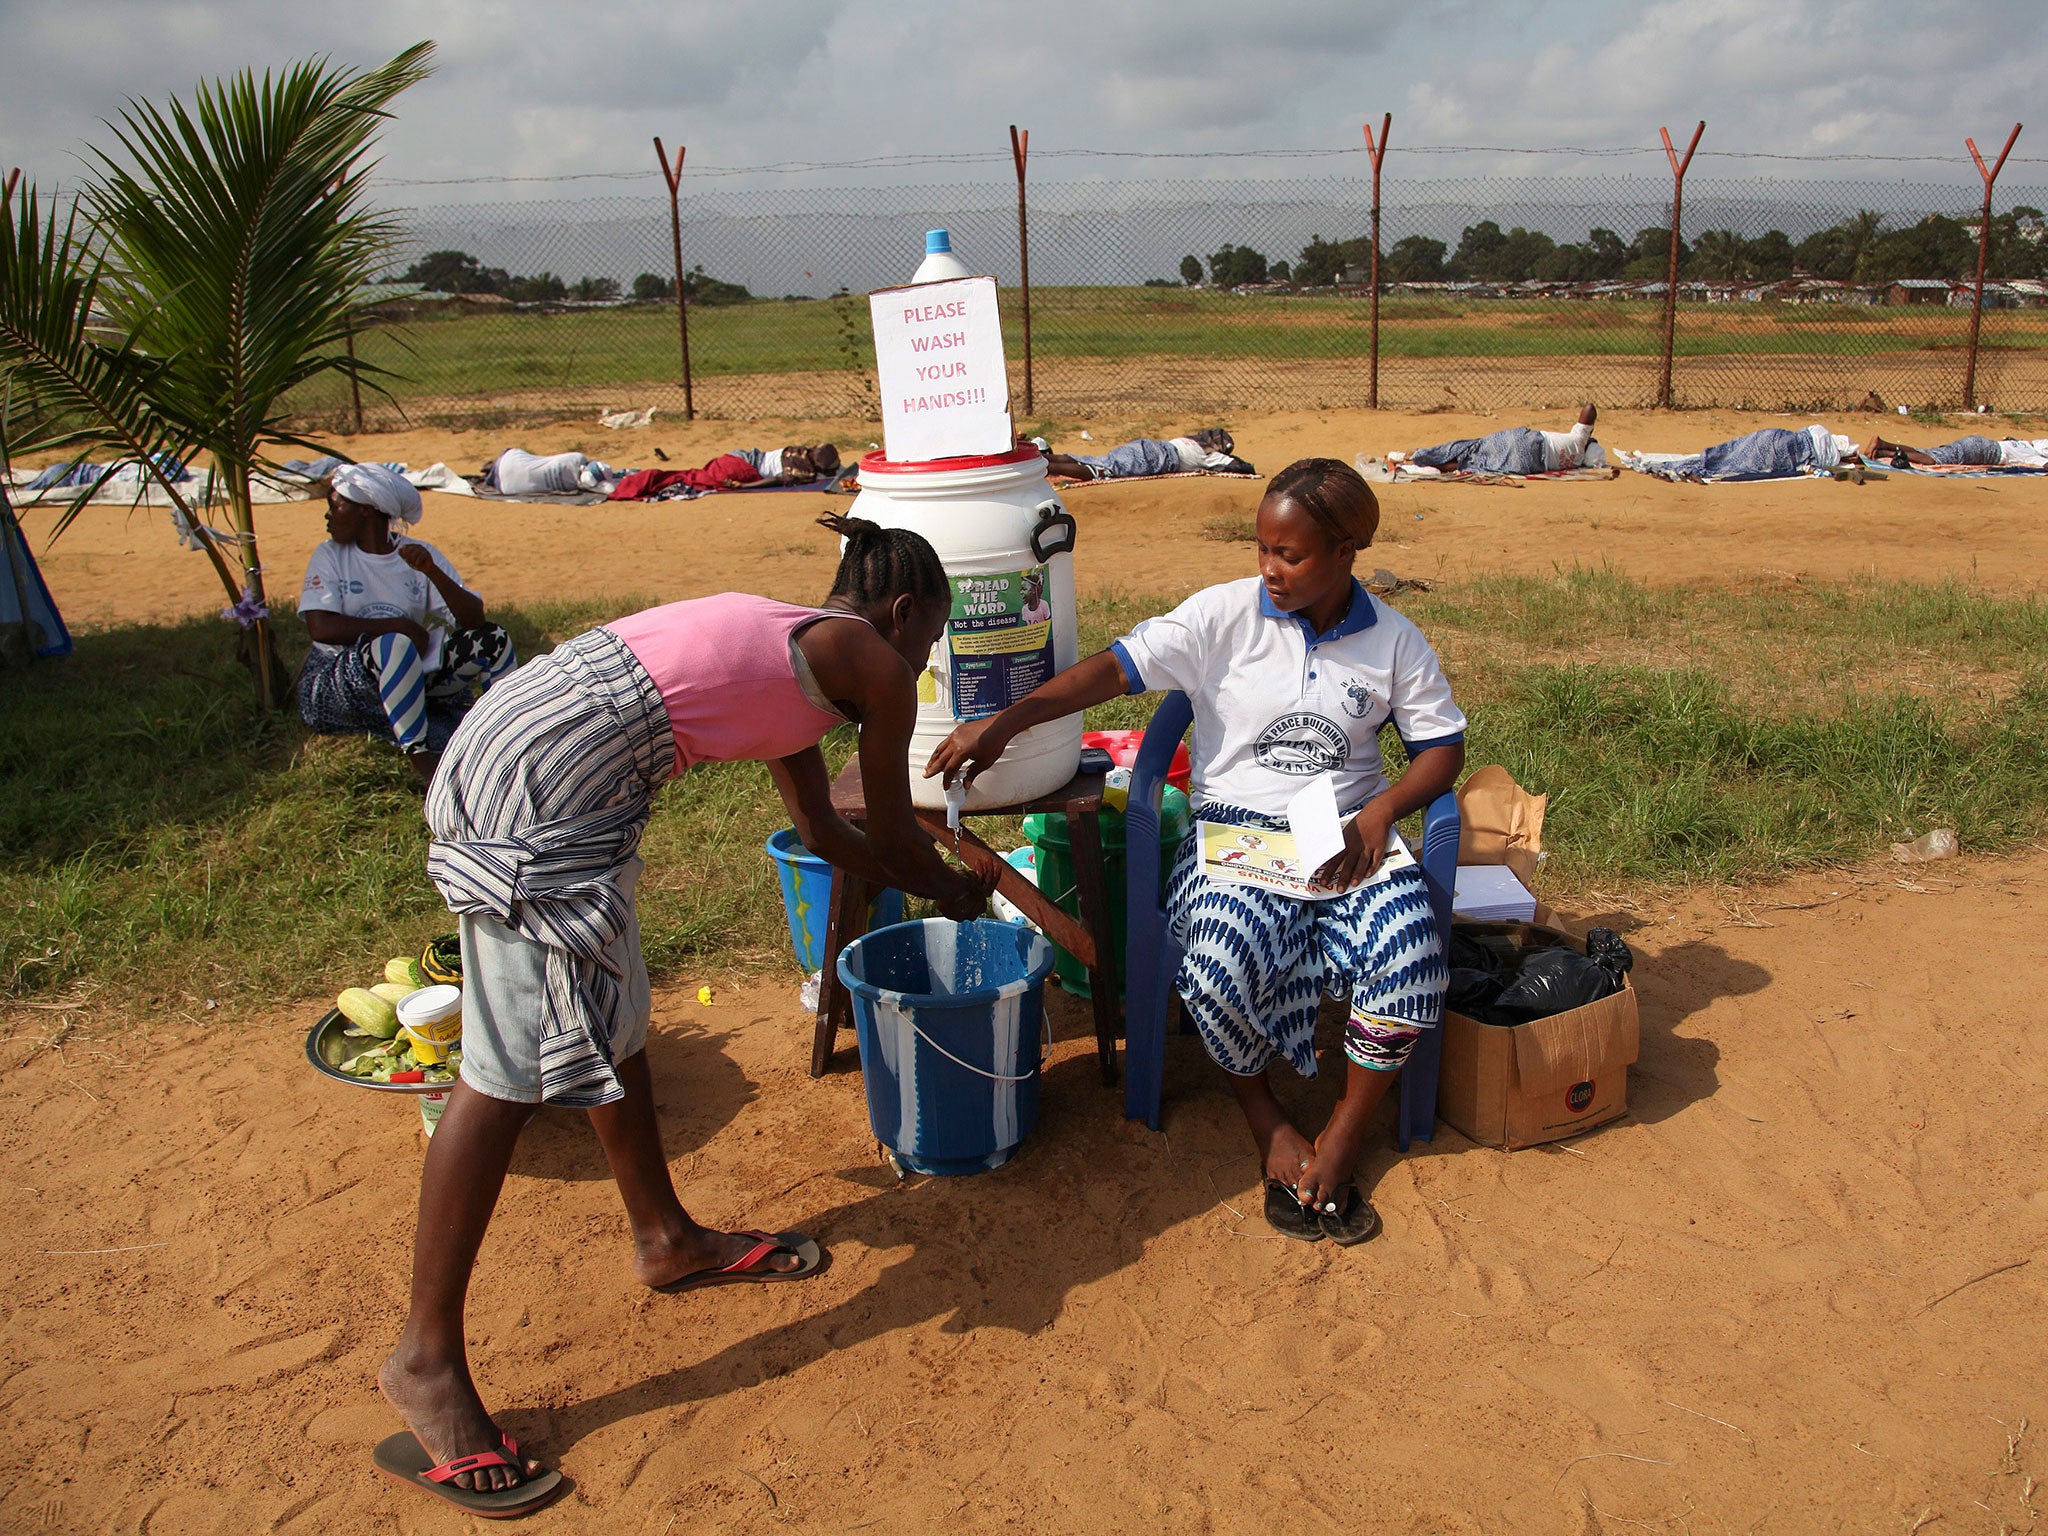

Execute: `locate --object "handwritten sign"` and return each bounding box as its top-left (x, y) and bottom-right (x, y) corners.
top-left (868, 275), bottom-right (1013, 462)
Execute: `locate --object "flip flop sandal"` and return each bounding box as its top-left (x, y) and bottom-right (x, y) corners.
top-left (1263, 1180), bottom-right (1325, 1243)
top-left (655, 1230), bottom-right (827, 1294)
top-left (1318, 1185), bottom-right (1382, 1247)
top-left (373, 1430), bottom-right (565, 1519)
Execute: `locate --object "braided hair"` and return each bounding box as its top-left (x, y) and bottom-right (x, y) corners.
top-left (1263, 457), bottom-right (1379, 549)
top-left (816, 514), bottom-right (950, 613)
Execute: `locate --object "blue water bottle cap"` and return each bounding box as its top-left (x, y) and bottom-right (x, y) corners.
top-left (925, 229), bottom-right (952, 254)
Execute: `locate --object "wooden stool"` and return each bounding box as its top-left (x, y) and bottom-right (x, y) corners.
top-left (810, 758), bottom-right (1123, 1086)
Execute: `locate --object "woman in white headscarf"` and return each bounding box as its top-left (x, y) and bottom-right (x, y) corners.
top-left (298, 464), bottom-right (517, 778)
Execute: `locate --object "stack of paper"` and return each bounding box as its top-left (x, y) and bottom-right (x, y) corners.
top-left (1453, 864), bottom-right (1537, 922)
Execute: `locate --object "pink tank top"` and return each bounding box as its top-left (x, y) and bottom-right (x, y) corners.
top-left (605, 594), bottom-right (855, 770)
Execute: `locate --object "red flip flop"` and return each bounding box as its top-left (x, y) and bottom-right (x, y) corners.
top-left (373, 1429), bottom-right (565, 1519)
top-left (655, 1229), bottom-right (826, 1294)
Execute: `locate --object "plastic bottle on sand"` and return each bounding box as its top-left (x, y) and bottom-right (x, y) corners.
top-left (1891, 828), bottom-right (1958, 863)
top-left (912, 229), bottom-right (971, 284)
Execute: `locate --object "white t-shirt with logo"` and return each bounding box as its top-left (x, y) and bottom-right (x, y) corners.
top-left (1110, 576), bottom-right (1466, 818)
top-left (299, 538), bottom-right (462, 670)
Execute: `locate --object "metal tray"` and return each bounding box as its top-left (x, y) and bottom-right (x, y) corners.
top-left (304, 1008), bottom-right (453, 1095)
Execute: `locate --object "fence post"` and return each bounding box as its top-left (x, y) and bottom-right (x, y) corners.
top-left (1362, 115), bottom-right (1391, 410)
top-left (1009, 125), bottom-right (1033, 417)
top-left (653, 136), bottom-right (695, 421)
top-left (1656, 122), bottom-right (1703, 409)
top-left (1963, 123), bottom-right (2022, 412)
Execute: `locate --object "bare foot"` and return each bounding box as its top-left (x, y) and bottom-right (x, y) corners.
top-left (1227, 1067), bottom-right (1317, 1190)
top-left (1296, 1062), bottom-right (1397, 1211)
top-left (1298, 1106), bottom-right (1374, 1213)
top-left (378, 1346), bottom-right (541, 1492)
top-left (631, 1225), bottom-right (801, 1290)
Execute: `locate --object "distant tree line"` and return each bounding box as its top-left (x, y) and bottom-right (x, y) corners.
top-left (395, 250), bottom-right (752, 305)
top-left (1174, 207), bottom-right (2048, 288)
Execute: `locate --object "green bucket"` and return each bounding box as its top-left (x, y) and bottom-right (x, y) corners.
top-left (1023, 785), bottom-right (1191, 999)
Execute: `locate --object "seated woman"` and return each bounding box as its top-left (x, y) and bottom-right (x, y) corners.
top-left (1400, 404), bottom-right (1604, 475)
top-left (298, 464), bottom-right (516, 778)
top-left (930, 458), bottom-right (1464, 1246)
top-left (1041, 427), bottom-right (1253, 482)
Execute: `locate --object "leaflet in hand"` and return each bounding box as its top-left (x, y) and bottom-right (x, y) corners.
top-left (1198, 777), bottom-right (1414, 901)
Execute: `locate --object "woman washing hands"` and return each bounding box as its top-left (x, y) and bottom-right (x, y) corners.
top-left (928, 460), bottom-right (1464, 1246)
top-left (374, 515), bottom-right (989, 1517)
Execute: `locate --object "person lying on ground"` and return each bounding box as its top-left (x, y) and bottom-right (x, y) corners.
top-left (375, 515), bottom-right (992, 1517)
top-left (1039, 427), bottom-right (1255, 481)
top-left (929, 458), bottom-right (1463, 1250)
top-left (486, 447), bottom-right (619, 496)
top-left (1641, 423), bottom-right (1861, 482)
top-left (1860, 432), bottom-right (2048, 468)
top-left (1395, 405), bottom-right (1604, 475)
top-left (608, 443), bottom-right (845, 501)
top-left (298, 464), bottom-right (516, 783)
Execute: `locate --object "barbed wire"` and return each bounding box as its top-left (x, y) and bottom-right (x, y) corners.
top-left (368, 143), bottom-right (2042, 188)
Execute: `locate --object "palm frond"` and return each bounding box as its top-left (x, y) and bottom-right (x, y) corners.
top-left (87, 43), bottom-right (436, 473)
top-left (0, 182), bottom-right (213, 553)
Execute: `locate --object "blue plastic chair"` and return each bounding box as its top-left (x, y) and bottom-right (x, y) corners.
top-left (1121, 690), bottom-right (1461, 1149)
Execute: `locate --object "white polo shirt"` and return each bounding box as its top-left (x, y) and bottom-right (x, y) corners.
top-left (1110, 576), bottom-right (1466, 818)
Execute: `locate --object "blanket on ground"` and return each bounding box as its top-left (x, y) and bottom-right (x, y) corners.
top-left (1859, 456), bottom-right (2048, 477)
top-left (1048, 468), bottom-right (1259, 488)
top-left (1354, 455), bottom-right (1617, 487)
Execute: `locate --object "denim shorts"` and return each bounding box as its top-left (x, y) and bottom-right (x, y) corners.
top-left (455, 902), bottom-right (652, 1104)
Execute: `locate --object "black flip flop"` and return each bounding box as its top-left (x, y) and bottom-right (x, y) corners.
top-left (655, 1230), bottom-right (826, 1294)
top-left (1263, 1180), bottom-right (1325, 1242)
top-left (373, 1430), bottom-right (565, 1519)
top-left (1318, 1184), bottom-right (1382, 1247)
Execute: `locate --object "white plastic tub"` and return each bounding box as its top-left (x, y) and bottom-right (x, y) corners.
top-left (849, 445), bottom-right (1082, 809)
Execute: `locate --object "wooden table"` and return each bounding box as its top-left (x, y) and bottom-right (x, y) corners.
top-left (810, 758), bottom-right (1123, 1085)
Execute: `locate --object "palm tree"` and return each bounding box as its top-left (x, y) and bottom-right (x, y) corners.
top-left (0, 44), bottom-right (434, 705)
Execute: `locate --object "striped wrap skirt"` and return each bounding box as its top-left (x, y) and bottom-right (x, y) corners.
top-left (425, 627), bottom-right (674, 1108)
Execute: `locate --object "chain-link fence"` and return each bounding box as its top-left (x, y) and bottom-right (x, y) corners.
top-left (293, 167), bottom-right (2048, 430)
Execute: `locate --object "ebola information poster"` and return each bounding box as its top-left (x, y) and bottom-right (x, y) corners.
top-left (868, 276), bottom-right (1013, 461)
top-left (946, 566), bottom-right (1053, 721)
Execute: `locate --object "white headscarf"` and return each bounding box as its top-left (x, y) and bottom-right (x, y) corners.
top-left (330, 462), bottom-right (423, 525)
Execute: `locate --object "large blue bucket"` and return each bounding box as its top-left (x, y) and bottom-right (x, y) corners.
top-left (765, 829), bottom-right (904, 972)
top-left (837, 919), bottom-right (1055, 1176)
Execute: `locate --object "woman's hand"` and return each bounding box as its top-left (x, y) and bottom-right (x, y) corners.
top-left (396, 542), bottom-right (436, 573)
top-left (933, 866), bottom-right (992, 921)
top-left (1315, 800), bottom-right (1397, 891)
top-left (925, 717), bottom-right (1013, 788)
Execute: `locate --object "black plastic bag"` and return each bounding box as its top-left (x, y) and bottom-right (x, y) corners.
top-left (1586, 928), bottom-right (1634, 978)
top-left (1446, 967), bottom-right (1506, 1018)
top-left (1488, 948), bottom-right (1621, 1025)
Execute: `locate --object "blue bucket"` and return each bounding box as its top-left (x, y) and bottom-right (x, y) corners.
top-left (765, 829), bottom-right (904, 972)
top-left (837, 919), bottom-right (1055, 1176)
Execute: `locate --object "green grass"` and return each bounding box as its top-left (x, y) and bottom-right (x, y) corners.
top-left (4, 572), bottom-right (2045, 1015)
top-left (290, 290), bottom-right (2048, 416)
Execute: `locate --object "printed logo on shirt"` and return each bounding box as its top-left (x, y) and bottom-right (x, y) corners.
top-left (1252, 712), bottom-right (1349, 775)
top-left (1336, 675), bottom-right (1382, 720)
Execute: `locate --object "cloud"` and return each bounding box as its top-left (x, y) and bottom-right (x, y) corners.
top-left (0, 0), bottom-right (2039, 200)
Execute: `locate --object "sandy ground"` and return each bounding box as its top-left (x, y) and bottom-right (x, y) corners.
top-left (9, 405), bottom-right (2048, 1532)
top-left (19, 405), bottom-right (2048, 630)
top-left (4, 855), bottom-right (2046, 1534)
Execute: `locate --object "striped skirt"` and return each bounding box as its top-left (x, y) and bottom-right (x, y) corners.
top-left (425, 627), bottom-right (674, 1107)
top-left (1167, 801), bottom-right (1447, 1079)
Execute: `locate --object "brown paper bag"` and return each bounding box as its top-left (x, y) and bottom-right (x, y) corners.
top-left (1456, 765), bottom-right (1546, 885)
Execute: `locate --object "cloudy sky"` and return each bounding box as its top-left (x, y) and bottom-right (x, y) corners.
top-left (4, 0), bottom-right (2042, 200)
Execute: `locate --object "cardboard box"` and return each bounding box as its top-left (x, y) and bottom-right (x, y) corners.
top-left (1436, 920), bottom-right (1640, 1149)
